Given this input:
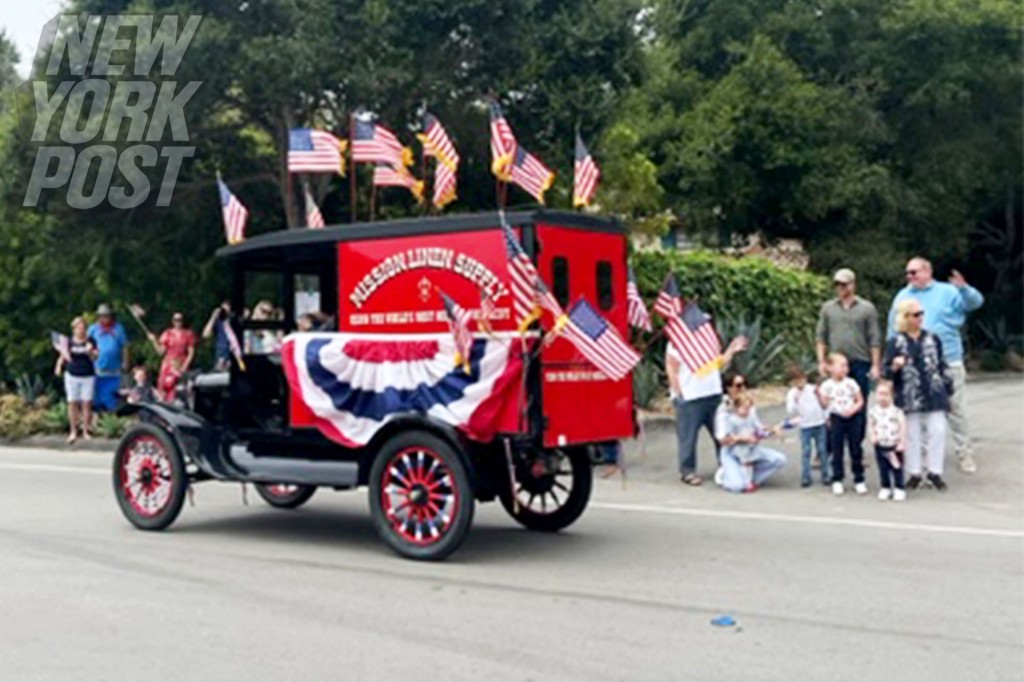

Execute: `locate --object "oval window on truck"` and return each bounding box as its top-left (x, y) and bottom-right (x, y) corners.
top-left (553, 256), bottom-right (570, 307)
top-left (596, 260), bottom-right (613, 311)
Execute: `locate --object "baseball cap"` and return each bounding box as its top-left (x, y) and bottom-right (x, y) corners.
top-left (96, 303), bottom-right (113, 316)
top-left (832, 268), bottom-right (856, 285)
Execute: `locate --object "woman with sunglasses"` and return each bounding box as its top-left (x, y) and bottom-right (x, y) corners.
top-left (147, 312), bottom-right (197, 403)
top-left (883, 299), bottom-right (955, 491)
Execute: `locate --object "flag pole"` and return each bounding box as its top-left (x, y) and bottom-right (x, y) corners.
top-left (348, 115), bottom-right (357, 223)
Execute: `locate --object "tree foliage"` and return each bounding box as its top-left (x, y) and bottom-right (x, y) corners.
top-left (0, 0), bottom-right (1020, 383)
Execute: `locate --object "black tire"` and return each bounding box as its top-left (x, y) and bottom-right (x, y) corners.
top-left (113, 423), bottom-right (188, 531)
top-left (499, 447), bottom-right (592, 532)
top-left (254, 483), bottom-right (317, 509)
top-left (368, 431), bottom-right (474, 561)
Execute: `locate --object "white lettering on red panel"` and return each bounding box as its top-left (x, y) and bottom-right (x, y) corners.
top-left (349, 247), bottom-right (509, 309)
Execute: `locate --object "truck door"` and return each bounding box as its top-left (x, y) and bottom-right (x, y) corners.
top-left (535, 223), bottom-right (634, 448)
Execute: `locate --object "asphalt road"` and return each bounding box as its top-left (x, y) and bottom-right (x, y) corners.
top-left (1, 376), bottom-right (1021, 681)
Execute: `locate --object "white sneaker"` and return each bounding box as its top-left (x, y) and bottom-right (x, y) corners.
top-left (831, 481), bottom-right (844, 495)
top-left (877, 488), bottom-right (892, 501)
top-left (958, 453), bottom-right (977, 474)
top-left (713, 467), bottom-right (724, 487)
top-left (892, 488), bottom-right (907, 502)
top-left (854, 482), bottom-right (869, 495)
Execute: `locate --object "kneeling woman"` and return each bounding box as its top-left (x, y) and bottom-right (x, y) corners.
top-left (716, 393), bottom-right (787, 493)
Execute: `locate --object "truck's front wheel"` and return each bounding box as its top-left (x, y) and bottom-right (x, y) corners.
top-left (500, 447), bottom-right (592, 532)
top-left (368, 431), bottom-right (474, 561)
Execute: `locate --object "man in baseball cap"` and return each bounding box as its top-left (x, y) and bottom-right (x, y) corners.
top-left (87, 303), bottom-right (130, 411)
top-left (816, 269), bottom-right (881, 391)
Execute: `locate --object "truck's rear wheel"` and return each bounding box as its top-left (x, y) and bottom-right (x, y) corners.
top-left (113, 423), bottom-right (187, 531)
top-left (254, 483), bottom-right (317, 509)
top-left (368, 431), bottom-right (474, 561)
top-left (500, 447), bottom-right (592, 532)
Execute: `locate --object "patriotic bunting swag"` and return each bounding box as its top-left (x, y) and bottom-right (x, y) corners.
top-left (281, 332), bottom-right (523, 448)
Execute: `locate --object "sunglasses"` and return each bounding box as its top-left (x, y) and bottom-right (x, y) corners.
top-left (732, 381), bottom-right (746, 388)
top-left (906, 269), bottom-right (919, 276)
top-left (910, 311), bottom-right (924, 318)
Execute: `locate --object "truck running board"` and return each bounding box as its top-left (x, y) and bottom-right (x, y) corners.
top-left (228, 444), bottom-right (359, 487)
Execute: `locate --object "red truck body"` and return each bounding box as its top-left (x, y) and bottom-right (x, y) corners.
top-left (284, 211), bottom-right (634, 447)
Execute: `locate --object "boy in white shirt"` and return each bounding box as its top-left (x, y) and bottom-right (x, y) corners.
top-left (785, 366), bottom-right (829, 487)
top-left (818, 353), bottom-right (866, 495)
top-left (868, 380), bottom-right (907, 501)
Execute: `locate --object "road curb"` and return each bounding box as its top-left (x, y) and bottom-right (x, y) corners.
top-left (0, 435), bottom-right (117, 453)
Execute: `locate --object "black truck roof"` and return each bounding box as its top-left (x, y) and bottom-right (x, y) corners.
top-left (216, 209), bottom-right (621, 262)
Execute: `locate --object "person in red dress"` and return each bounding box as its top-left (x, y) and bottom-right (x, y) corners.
top-left (147, 312), bottom-right (197, 402)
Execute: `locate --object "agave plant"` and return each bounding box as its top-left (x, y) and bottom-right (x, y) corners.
top-left (716, 314), bottom-right (788, 387)
top-left (632, 358), bottom-right (665, 409)
top-left (14, 374), bottom-right (47, 407)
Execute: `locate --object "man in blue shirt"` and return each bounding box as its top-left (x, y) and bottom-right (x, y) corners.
top-left (87, 303), bottom-right (130, 412)
top-left (888, 258), bottom-right (984, 473)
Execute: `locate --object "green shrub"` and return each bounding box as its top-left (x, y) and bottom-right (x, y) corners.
top-left (631, 250), bottom-right (830, 361)
top-left (95, 413), bottom-right (131, 439)
top-left (632, 358), bottom-right (664, 408)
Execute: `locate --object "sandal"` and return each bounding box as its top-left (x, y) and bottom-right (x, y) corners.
top-left (681, 473), bottom-right (703, 486)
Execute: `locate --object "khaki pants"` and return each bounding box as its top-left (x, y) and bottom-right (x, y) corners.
top-left (947, 363), bottom-right (972, 459)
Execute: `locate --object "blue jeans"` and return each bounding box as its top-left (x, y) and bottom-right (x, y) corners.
top-left (800, 424), bottom-right (829, 485)
top-left (720, 446), bottom-right (787, 493)
top-left (674, 394), bottom-right (721, 475)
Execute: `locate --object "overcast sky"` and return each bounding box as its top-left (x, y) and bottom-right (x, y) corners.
top-left (1, 0), bottom-right (66, 79)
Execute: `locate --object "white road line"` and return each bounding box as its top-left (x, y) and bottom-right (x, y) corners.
top-left (2, 460), bottom-right (1020, 540)
top-left (0, 462), bottom-right (107, 476)
top-left (590, 501), bottom-right (1024, 539)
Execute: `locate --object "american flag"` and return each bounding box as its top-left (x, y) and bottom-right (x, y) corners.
top-left (304, 186), bottom-right (325, 229)
top-left (489, 102), bottom-right (516, 181)
top-left (500, 215), bottom-right (541, 331)
top-left (653, 274), bottom-right (720, 372)
top-left (573, 133), bottom-right (600, 208)
top-left (478, 287), bottom-right (496, 334)
top-left (221, 318), bottom-right (247, 371)
top-left (50, 331), bottom-right (71, 362)
top-left (287, 128), bottom-right (346, 174)
top-left (217, 177), bottom-right (248, 244)
top-left (562, 299), bottom-right (641, 381)
top-left (627, 265), bottom-right (652, 332)
top-left (432, 162), bottom-right (458, 209)
top-left (535, 277), bottom-right (564, 321)
top-left (352, 119), bottom-right (408, 168)
top-left (510, 145), bottom-right (555, 205)
top-left (419, 113), bottom-right (459, 170)
top-left (439, 289), bottom-right (473, 372)
top-left (373, 164), bottom-right (424, 202)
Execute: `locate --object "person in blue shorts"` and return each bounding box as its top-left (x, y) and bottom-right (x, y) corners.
top-left (87, 303), bottom-right (129, 412)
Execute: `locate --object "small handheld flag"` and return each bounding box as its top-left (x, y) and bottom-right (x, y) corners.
top-left (304, 186), bottom-right (325, 228)
top-left (573, 133), bottom-right (600, 208)
top-left (500, 215), bottom-right (542, 331)
top-left (627, 266), bottom-right (652, 332)
top-left (654, 274), bottom-right (721, 374)
top-left (287, 128), bottom-right (347, 175)
top-left (373, 164), bottom-right (425, 202)
top-left (509, 146), bottom-right (554, 205)
top-left (221, 317), bottom-right (246, 372)
top-left (217, 176), bottom-right (248, 245)
top-left (50, 331), bottom-right (70, 363)
top-left (353, 119), bottom-right (411, 168)
top-left (561, 299), bottom-right (641, 381)
top-left (439, 289), bottom-right (473, 373)
top-left (489, 102), bottom-right (517, 181)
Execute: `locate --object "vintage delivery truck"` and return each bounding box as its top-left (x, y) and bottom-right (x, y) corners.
top-left (113, 210), bottom-right (635, 560)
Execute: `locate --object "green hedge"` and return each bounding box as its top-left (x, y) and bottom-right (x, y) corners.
top-left (631, 250), bottom-right (830, 359)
